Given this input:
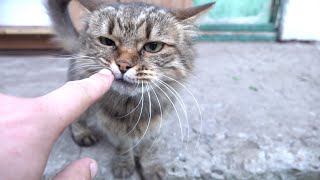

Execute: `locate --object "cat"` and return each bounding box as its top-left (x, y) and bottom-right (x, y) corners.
top-left (46, 0), bottom-right (213, 179)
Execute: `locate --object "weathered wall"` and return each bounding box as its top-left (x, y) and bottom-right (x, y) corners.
top-left (280, 0), bottom-right (320, 41)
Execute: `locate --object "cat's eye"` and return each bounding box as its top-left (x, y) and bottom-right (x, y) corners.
top-left (144, 42), bottom-right (164, 53)
top-left (99, 37), bottom-right (115, 46)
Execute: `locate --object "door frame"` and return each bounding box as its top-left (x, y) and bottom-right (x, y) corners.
top-left (196, 0), bottom-right (282, 41)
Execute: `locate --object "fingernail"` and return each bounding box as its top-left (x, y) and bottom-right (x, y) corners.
top-left (99, 69), bottom-right (112, 75)
top-left (90, 162), bottom-right (98, 178)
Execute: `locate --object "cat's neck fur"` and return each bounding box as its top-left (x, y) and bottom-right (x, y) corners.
top-left (97, 83), bottom-right (174, 122)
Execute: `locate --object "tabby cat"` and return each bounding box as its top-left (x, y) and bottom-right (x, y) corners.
top-left (46, 0), bottom-right (213, 179)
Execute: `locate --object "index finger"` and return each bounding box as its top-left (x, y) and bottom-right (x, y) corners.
top-left (36, 69), bottom-right (114, 135)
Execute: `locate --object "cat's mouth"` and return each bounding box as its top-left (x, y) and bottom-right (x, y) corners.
top-left (116, 79), bottom-right (126, 83)
top-left (112, 77), bottom-right (148, 95)
top-left (115, 77), bottom-right (136, 87)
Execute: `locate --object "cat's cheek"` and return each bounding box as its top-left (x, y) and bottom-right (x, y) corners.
top-left (141, 51), bottom-right (156, 59)
top-left (161, 65), bottom-right (187, 80)
top-left (124, 69), bottom-right (137, 83)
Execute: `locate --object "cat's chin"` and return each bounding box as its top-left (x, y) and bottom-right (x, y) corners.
top-left (111, 80), bottom-right (147, 96)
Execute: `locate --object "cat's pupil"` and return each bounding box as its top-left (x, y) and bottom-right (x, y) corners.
top-left (149, 43), bottom-right (158, 50)
top-left (99, 37), bottom-right (115, 46)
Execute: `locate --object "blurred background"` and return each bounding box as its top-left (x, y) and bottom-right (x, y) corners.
top-left (1, 0), bottom-right (320, 179)
top-left (0, 0), bottom-right (320, 48)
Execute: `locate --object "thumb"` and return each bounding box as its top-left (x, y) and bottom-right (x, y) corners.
top-left (53, 158), bottom-right (98, 180)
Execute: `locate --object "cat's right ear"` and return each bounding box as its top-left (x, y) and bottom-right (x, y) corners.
top-left (175, 3), bottom-right (215, 23)
top-left (68, 0), bottom-right (91, 32)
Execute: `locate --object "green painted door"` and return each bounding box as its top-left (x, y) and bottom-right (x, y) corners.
top-left (194, 0), bottom-right (279, 41)
top-left (195, 0), bottom-right (273, 25)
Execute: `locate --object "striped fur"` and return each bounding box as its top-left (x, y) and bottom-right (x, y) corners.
top-left (46, 0), bottom-right (213, 178)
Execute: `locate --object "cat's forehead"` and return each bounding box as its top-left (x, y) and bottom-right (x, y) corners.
top-left (86, 3), bottom-right (179, 44)
top-left (100, 4), bottom-right (169, 19)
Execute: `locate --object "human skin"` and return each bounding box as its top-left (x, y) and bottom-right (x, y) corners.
top-left (0, 69), bottom-right (114, 180)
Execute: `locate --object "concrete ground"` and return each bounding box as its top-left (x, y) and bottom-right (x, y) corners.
top-left (0, 42), bottom-right (320, 180)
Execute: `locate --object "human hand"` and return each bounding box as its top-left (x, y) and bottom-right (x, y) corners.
top-left (0, 69), bottom-right (114, 180)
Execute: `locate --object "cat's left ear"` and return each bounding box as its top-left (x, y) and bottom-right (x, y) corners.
top-left (68, 0), bottom-right (91, 32)
top-left (175, 3), bottom-right (215, 22)
top-left (68, 0), bottom-right (117, 32)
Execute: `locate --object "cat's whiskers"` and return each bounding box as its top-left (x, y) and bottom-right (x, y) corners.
top-left (68, 55), bottom-right (95, 59)
top-left (94, 58), bottom-right (111, 68)
top-left (156, 79), bottom-right (187, 111)
top-left (129, 81), bottom-right (140, 96)
top-left (122, 84), bottom-right (151, 155)
top-left (141, 82), bottom-right (163, 160)
top-left (51, 54), bottom-right (97, 62)
top-left (70, 64), bottom-right (102, 79)
top-left (117, 82), bottom-right (143, 119)
top-left (151, 81), bottom-right (184, 144)
top-left (119, 80), bottom-right (141, 101)
top-left (43, 56), bottom-right (94, 64)
top-left (67, 58), bottom-right (106, 75)
top-left (68, 63), bottom-right (101, 71)
top-left (45, 56), bottom-right (73, 61)
top-left (46, 53), bottom-right (87, 57)
top-left (46, 53), bottom-right (86, 59)
top-left (67, 58), bottom-right (101, 66)
top-left (124, 84), bottom-right (144, 136)
top-left (155, 78), bottom-right (190, 149)
top-left (68, 62), bottom-right (100, 67)
top-left (98, 57), bottom-right (112, 65)
top-left (50, 55), bottom-right (106, 72)
top-left (159, 73), bottom-right (203, 151)
top-left (68, 65), bottom-right (102, 76)
top-left (67, 57), bottom-right (114, 78)
top-left (109, 81), bottom-right (140, 115)
top-left (151, 81), bottom-right (187, 162)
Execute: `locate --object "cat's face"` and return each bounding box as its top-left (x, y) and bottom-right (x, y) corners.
top-left (78, 4), bottom-right (191, 94)
top-left (69, 2), bottom-right (213, 95)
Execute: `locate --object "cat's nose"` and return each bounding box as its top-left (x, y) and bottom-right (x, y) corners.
top-left (116, 62), bottom-right (132, 74)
